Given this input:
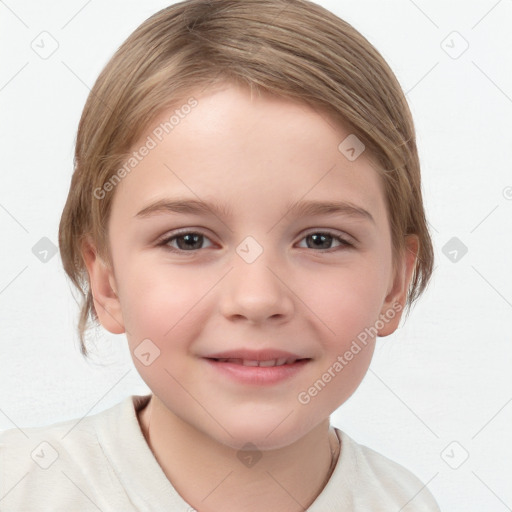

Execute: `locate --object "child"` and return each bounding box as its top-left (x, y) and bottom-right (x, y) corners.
top-left (0, 0), bottom-right (440, 510)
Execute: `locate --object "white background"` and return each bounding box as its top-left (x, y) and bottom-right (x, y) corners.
top-left (1, 1), bottom-right (511, 510)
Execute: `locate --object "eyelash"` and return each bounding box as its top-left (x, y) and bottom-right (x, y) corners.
top-left (156, 229), bottom-right (355, 254)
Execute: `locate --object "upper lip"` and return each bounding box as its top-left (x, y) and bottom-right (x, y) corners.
top-left (203, 349), bottom-right (309, 361)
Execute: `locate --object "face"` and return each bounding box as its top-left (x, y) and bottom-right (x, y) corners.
top-left (85, 82), bottom-right (416, 450)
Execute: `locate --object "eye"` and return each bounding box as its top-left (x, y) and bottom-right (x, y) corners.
top-left (296, 231), bottom-right (353, 251)
top-left (157, 229), bottom-right (354, 254)
top-left (158, 230), bottom-right (213, 252)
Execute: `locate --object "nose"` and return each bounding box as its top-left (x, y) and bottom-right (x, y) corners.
top-left (219, 249), bottom-right (295, 325)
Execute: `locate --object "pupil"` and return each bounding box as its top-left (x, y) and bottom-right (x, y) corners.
top-left (178, 233), bottom-right (201, 250)
top-left (310, 233), bottom-right (331, 249)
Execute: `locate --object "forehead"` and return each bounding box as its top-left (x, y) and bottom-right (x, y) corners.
top-left (109, 83), bottom-right (387, 227)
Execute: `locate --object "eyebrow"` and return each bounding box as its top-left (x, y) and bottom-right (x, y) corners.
top-left (135, 197), bottom-right (375, 224)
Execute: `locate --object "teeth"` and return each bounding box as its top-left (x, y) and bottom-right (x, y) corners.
top-left (215, 358), bottom-right (299, 367)
top-left (258, 359), bottom-right (276, 367)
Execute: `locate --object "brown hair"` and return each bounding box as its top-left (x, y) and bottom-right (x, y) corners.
top-left (58, 0), bottom-right (434, 357)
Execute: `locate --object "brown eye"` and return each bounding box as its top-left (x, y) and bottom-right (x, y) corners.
top-left (159, 231), bottom-right (213, 252)
top-left (298, 231), bottom-right (353, 251)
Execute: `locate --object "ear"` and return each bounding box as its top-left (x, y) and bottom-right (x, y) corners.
top-left (81, 236), bottom-right (125, 334)
top-left (377, 235), bottom-right (419, 337)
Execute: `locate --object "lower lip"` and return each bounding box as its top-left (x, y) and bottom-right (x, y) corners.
top-left (203, 358), bottom-right (310, 385)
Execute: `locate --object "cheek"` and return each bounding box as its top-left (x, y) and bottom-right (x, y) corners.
top-left (297, 267), bottom-right (384, 414)
top-left (120, 261), bottom-right (211, 346)
top-left (305, 259), bottom-right (389, 343)
top-left (121, 267), bottom-right (211, 394)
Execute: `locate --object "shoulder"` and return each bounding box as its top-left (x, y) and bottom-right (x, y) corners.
top-left (0, 395), bottom-right (145, 511)
top-left (0, 407), bottom-right (100, 478)
top-left (334, 429), bottom-right (441, 511)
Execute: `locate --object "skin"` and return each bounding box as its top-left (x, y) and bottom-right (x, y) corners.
top-left (83, 82), bottom-right (418, 512)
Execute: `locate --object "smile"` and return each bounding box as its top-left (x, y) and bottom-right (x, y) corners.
top-left (204, 358), bottom-right (311, 385)
top-left (209, 357), bottom-right (307, 367)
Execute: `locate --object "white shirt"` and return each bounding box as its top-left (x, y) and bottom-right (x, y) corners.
top-left (0, 394), bottom-right (440, 511)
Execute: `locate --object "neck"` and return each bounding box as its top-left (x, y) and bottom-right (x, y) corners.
top-left (138, 394), bottom-right (340, 512)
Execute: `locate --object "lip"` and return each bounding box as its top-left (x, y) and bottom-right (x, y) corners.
top-left (203, 349), bottom-right (305, 361)
top-left (202, 350), bottom-right (311, 385)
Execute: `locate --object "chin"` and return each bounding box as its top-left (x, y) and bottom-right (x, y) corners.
top-left (208, 415), bottom-right (319, 452)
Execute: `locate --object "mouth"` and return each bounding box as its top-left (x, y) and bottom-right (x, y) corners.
top-left (206, 357), bottom-right (310, 367)
top-left (203, 350), bottom-right (312, 385)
